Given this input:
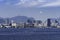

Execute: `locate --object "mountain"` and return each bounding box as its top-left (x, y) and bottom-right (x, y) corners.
top-left (10, 16), bottom-right (35, 23)
top-left (0, 16), bottom-right (35, 24)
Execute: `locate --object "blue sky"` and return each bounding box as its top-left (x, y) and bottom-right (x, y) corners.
top-left (0, 0), bottom-right (60, 21)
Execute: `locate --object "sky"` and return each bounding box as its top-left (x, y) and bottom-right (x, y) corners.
top-left (0, 0), bottom-right (60, 21)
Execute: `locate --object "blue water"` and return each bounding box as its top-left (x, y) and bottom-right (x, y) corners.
top-left (0, 28), bottom-right (60, 40)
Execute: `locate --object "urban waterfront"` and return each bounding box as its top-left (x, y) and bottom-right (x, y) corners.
top-left (0, 0), bottom-right (60, 40)
top-left (0, 28), bottom-right (60, 40)
top-left (0, 16), bottom-right (59, 40)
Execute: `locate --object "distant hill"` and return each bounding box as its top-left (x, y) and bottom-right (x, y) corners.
top-left (10, 16), bottom-right (35, 23)
top-left (0, 16), bottom-right (35, 24)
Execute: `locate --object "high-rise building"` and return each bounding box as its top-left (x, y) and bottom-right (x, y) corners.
top-left (47, 19), bottom-right (51, 27)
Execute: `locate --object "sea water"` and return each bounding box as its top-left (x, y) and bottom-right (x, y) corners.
top-left (0, 28), bottom-right (60, 40)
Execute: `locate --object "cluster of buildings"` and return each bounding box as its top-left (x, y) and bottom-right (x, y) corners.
top-left (43, 18), bottom-right (60, 28)
top-left (0, 18), bottom-right (60, 28)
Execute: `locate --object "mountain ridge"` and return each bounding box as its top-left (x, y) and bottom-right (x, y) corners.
top-left (0, 16), bottom-right (35, 23)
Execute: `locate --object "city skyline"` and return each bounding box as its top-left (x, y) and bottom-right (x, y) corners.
top-left (0, 0), bottom-right (60, 21)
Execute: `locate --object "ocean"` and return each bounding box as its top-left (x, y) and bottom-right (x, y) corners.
top-left (0, 28), bottom-right (60, 40)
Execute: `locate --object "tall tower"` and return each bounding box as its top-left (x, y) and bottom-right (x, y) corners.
top-left (47, 19), bottom-right (51, 27)
top-left (5, 18), bottom-right (10, 24)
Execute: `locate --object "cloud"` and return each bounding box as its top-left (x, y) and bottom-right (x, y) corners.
top-left (15, 0), bottom-right (60, 7)
top-left (0, 0), bottom-right (60, 7)
top-left (15, 0), bottom-right (47, 7)
top-left (41, 0), bottom-right (60, 7)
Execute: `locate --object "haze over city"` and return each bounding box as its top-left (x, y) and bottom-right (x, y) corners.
top-left (0, 0), bottom-right (60, 21)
